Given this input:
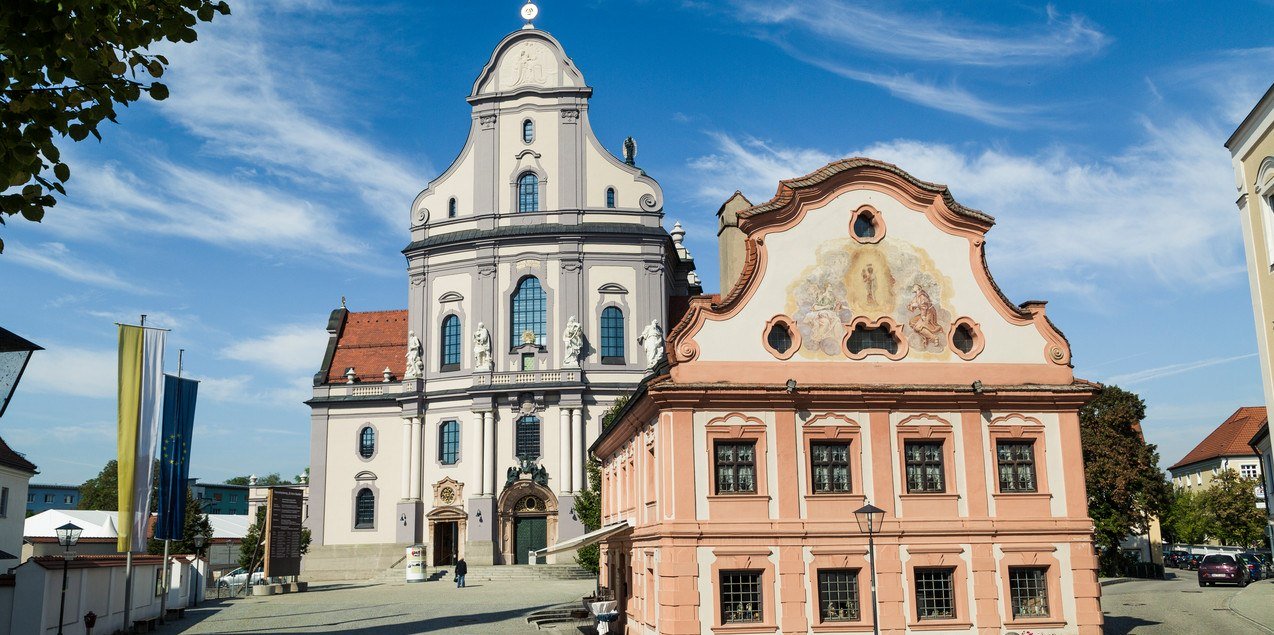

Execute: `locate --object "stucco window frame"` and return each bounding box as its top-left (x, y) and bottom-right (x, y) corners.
top-left (849, 204), bottom-right (886, 244)
top-left (710, 549), bottom-right (778, 634)
top-left (598, 303), bottom-right (627, 365)
top-left (895, 415), bottom-right (960, 516)
top-left (508, 274), bottom-right (550, 352)
top-left (351, 473), bottom-right (379, 532)
top-left (843, 316), bottom-right (908, 361)
top-left (356, 423), bottom-right (379, 463)
top-left (947, 317), bottom-right (985, 361)
top-left (762, 314), bottom-right (801, 360)
top-left (987, 415), bottom-right (1053, 515)
top-left (998, 546), bottom-right (1067, 629)
top-left (808, 548), bottom-right (875, 632)
top-left (438, 312), bottom-right (463, 373)
top-left (1255, 156), bottom-right (1274, 270)
top-left (511, 167), bottom-right (549, 215)
top-left (801, 416), bottom-right (865, 509)
top-left (904, 547), bottom-right (972, 630)
top-left (437, 419), bottom-right (461, 467)
top-left (705, 417), bottom-right (771, 515)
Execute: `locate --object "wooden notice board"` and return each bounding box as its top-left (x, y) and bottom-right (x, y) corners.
top-left (264, 487), bottom-right (304, 578)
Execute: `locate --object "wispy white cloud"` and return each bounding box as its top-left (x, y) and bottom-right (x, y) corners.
top-left (221, 324), bottom-right (329, 375)
top-left (1105, 354), bottom-right (1258, 386)
top-left (6, 241), bottom-right (149, 294)
top-left (730, 0), bottom-right (1108, 67)
top-left (20, 343), bottom-right (118, 399)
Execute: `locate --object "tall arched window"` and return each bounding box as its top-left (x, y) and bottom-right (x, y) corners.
top-left (522, 119), bottom-right (535, 143)
top-left (440, 315), bottom-right (461, 371)
top-left (439, 420), bottom-right (460, 465)
top-left (358, 426), bottom-right (375, 458)
top-left (600, 306), bottom-right (624, 363)
top-left (516, 415), bottom-right (541, 460)
top-left (354, 488), bottom-right (375, 528)
top-left (517, 172), bottom-right (539, 213)
top-left (605, 187), bottom-right (616, 208)
top-left (448, 197), bottom-right (457, 218)
top-left (510, 276), bottom-right (547, 347)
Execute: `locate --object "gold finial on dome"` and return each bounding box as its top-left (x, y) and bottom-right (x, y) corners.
top-left (520, 1), bottom-right (539, 29)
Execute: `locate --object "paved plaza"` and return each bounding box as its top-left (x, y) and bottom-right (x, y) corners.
top-left (1102, 571), bottom-right (1274, 634)
top-left (152, 577), bottom-right (596, 634)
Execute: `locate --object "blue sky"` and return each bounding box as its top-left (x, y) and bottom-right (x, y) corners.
top-left (3, 1), bottom-right (1273, 487)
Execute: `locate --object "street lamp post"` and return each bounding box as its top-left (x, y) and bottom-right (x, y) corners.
top-left (193, 533), bottom-right (207, 607)
top-left (0, 326), bottom-right (42, 419)
top-left (54, 522), bottom-right (82, 635)
top-left (853, 503), bottom-right (885, 635)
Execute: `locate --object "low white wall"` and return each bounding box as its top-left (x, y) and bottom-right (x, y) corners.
top-left (7, 557), bottom-right (193, 635)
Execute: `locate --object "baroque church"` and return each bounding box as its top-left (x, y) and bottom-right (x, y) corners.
top-left (305, 22), bottom-right (700, 568)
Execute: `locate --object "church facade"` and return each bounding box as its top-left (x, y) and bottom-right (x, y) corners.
top-left (306, 27), bottom-right (699, 566)
top-left (593, 160), bottom-right (1103, 634)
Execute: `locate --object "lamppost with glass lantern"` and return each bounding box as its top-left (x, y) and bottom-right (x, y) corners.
top-left (0, 326), bottom-right (42, 419)
top-left (853, 503), bottom-right (885, 635)
top-left (193, 533), bottom-right (207, 607)
top-left (54, 522), bottom-right (82, 635)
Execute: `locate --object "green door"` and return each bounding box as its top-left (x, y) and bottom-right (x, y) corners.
top-left (514, 517), bottom-right (547, 564)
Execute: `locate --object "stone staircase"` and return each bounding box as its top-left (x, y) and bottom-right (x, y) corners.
top-left (301, 544), bottom-right (406, 582)
top-left (464, 564), bottom-right (595, 582)
top-left (526, 603), bottom-right (595, 632)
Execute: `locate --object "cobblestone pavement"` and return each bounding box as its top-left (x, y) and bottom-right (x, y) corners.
top-left (151, 577), bottom-right (596, 634)
top-left (1102, 570), bottom-right (1274, 634)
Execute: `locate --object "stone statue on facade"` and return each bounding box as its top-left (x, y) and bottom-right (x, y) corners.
top-left (404, 330), bottom-right (423, 379)
top-left (473, 322), bottom-right (492, 371)
top-left (638, 319), bottom-right (665, 371)
top-left (562, 315), bottom-right (583, 367)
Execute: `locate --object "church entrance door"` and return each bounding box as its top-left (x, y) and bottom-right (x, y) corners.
top-left (433, 521), bottom-right (457, 566)
top-left (514, 516), bottom-right (547, 564)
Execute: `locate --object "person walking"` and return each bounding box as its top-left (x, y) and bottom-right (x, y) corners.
top-left (454, 557), bottom-right (467, 588)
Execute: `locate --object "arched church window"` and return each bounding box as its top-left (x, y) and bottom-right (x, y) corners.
top-left (439, 420), bottom-right (460, 465)
top-left (523, 119), bottom-right (535, 143)
top-left (605, 187), bottom-right (616, 208)
top-left (518, 172), bottom-right (539, 213)
top-left (766, 322), bottom-right (793, 354)
top-left (358, 426), bottom-right (375, 458)
top-left (510, 276), bottom-right (547, 347)
top-left (516, 415), bottom-right (541, 460)
top-left (847, 323), bottom-right (899, 355)
top-left (440, 315), bottom-right (461, 371)
top-left (601, 306), bottom-right (624, 363)
top-left (448, 197), bottom-right (457, 218)
top-left (354, 488), bottom-right (375, 528)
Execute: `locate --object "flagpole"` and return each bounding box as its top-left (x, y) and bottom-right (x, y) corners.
top-left (158, 349), bottom-right (184, 624)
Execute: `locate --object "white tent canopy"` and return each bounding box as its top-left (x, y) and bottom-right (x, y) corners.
top-left (532, 519), bottom-right (634, 558)
top-left (25, 510), bottom-right (249, 540)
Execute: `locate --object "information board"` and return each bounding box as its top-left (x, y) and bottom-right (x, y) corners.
top-left (264, 487), bottom-right (304, 578)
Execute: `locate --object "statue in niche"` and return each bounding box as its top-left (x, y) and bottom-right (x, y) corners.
top-left (404, 330), bottom-right (423, 379)
top-left (473, 323), bottom-right (492, 370)
top-left (638, 320), bottom-right (665, 370)
top-left (562, 315), bottom-right (583, 367)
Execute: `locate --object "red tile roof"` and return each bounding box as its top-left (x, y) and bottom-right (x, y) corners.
top-left (1170, 406), bottom-right (1267, 470)
top-left (0, 435), bottom-right (37, 474)
top-left (326, 310), bottom-right (408, 384)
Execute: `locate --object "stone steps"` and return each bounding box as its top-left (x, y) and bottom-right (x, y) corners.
top-left (526, 603), bottom-right (594, 631)
top-left (302, 544), bottom-right (406, 582)
top-left (464, 564), bottom-right (595, 581)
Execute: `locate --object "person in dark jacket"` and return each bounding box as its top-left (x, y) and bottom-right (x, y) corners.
top-left (454, 557), bottom-right (467, 588)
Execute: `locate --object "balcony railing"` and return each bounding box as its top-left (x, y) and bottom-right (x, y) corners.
top-left (472, 369), bottom-right (582, 387)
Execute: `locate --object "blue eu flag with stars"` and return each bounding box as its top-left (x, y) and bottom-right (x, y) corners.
top-left (156, 375), bottom-right (199, 541)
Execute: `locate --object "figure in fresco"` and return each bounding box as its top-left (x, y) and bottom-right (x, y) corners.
top-left (861, 264), bottom-right (877, 304)
top-left (802, 277), bottom-right (846, 350)
top-left (906, 284), bottom-right (945, 348)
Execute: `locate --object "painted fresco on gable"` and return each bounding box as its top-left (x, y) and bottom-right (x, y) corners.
top-left (787, 236), bottom-right (953, 359)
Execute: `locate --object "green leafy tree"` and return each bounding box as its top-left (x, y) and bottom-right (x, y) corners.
top-left (225, 472), bottom-right (292, 486)
top-left (0, 0), bottom-right (231, 252)
top-left (224, 475), bottom-right (250, 486)
top-left (238, 507), bottom-right (266, 571)
top-left (573, 396), bottom-right (632, 573)
top-left (1203, 469), bottom-right (1266, 547)
top-left (1079, 385), bottom-right (1172, 574)
top-left (78, 458), bottom-right (159, 512)
top-left (147, 488), bottom-right (214, 555)
top-left (1162, 488), bottom-right (1210, 545)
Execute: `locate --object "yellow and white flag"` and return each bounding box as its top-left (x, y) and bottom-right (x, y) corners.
top-left (117, 324), bottom-right (165, 552)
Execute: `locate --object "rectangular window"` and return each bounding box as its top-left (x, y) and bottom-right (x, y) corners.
top-left (914, 568), bottom-right (956, 620)
top-left (0, 487), bottom-right (7, 517)
top-left (63, 495), bottom-right (73, 504)
top-left (997, 441), bottom-right (1038, 493)
top-left (904, 441), bottom-right (945, 493)
top-left (811, 442), bottom-right (851, 493)
top-left (516, 416), bottom-right (540, 461)
top-left (521, 353), bottom-right (536, 371)
top-left (214, 493), bottom-right (223, 501)
top-left (230, 495), bottom-right (238, 502)
top-left (45, 494), bottom-right (53, 503)
top-left (817, 569), bottom-right (860, 622)
top-left (27, 493), bottom-right (34, 503)
top-left (714, 441), bottom-right (757, 494)
top-left (1241, 464), bottom-right (1258, 479)
top-left (720, 570), bottom-right (763, 624)
top-left (1009, 567), bottom-right (1050, 618)
top-left (439, 420), bottom-right (460, 465)
top-left (600, 307), bottom-right (625, 363)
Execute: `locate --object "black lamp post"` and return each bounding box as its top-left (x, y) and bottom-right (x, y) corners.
top-left (54, 522), bottom-right (82, 635)
top-left (853, 503), bottom-right (885, 635)
top-left (193, 533), bottom-right (207, 607)
top-left (0, 326), bottom-right (42, 419)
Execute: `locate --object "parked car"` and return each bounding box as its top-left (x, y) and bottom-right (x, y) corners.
top-left (1198, 554), bottom-right (1248, 587)
top-left (1183, 554), bottom-right (1202, 571)
top-left (1166, 551), bottom-right (1190, 568)
top-left (1237, 553), bottom-right (1264, 582)
top-left (217, 567), bottom-right (265, 589)
top-left (1254, 552), bottom-right (1274, 577)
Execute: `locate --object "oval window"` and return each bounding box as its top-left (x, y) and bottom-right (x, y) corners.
top-left (953, 323), bottom-right (976, 354)
top-left (853, 211), bottom-right (877, 239)
top-left (522, 119), bottom-right (534, 143)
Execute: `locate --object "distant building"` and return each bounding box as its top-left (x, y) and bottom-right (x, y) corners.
top-left (24, 484), bottom-right (79, 515)
top-left (0, 436), bottom-right (37, 571)
top-left (24, 509), bottom-right (248, 572)
top-left (1168, 406), bottom-right (1266, 510)
top-left (189, 479), bottom-right (249, 515)
top-left (1251, 420), bottom-right (1273, 553)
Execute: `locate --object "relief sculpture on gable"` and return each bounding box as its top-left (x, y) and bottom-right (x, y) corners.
top-left (501, 41), bottom-right (553, 90)
top-left (787, 234), bottom-right (953, 359)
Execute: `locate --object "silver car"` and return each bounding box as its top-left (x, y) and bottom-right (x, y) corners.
top-left (217, 566), bottom-right (264, 589)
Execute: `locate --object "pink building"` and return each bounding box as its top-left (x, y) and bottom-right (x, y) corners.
top-left (593, 159), bottom-right (1102, 635)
